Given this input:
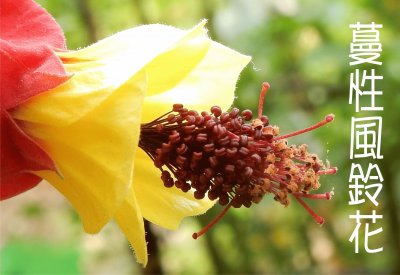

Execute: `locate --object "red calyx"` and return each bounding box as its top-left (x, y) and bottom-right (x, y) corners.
top-left (0, 0), bottom-right (69, 200)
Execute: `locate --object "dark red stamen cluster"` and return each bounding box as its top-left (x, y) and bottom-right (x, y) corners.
top-left (140, 105), bottom-right (269, 207)
top-left (139, 83), bottom-right (336, 238)
top-left (139, 105), bottom-right (334, 207)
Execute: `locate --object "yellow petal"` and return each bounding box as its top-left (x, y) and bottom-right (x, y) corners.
top-left (12, 71), bottom-right (120, 126)
top-left (59, 21), bottom-right (210, 98)
top-left (133, 149), bottom-right (215, 230)
top-left (114, 184), bottom-right (147, 266)
top-left (13, 70), bottom-right (147, 233)
top-left (13, 21), bottom-right (211, 126)
top-left (145, 20), bottom-right (210, 95)
top-left (140, 39), bottom-right (251, 123)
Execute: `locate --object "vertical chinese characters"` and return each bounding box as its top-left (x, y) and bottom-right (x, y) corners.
top-left (348, 22), bottom-right (384, 254)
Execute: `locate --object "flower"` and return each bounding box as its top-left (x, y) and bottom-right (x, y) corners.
top-left (1, 0), bottom-right (251, 266)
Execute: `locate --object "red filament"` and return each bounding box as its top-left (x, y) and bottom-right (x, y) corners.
top-left (293, 191), bottom-right (333, 200)
top-left (193, 201), bottom-right (233, 239)
top-left (273, 114), bottom-right (335, 141)
top-left (258, 82), bottom-right (270, 119)
top-left (317, 167), bottom-right (337, 175)
top-left (293, 195), bottom-right (325, 225)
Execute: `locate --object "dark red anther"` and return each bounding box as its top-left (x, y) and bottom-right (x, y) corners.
top-left (244, 166), bottom-right (253, 178)
top-left (192, 151), bottom-right (203, 160)
top-left (173, 103), bottom-right (184, 112)
top-left (204, 168), bottom-right (214, 179)
top-left (204, 143), bottom-right (215, 153)
top-left (242, 109), bottom-right (253, 121)
top-left (208, 190), bottom-right (219, 200)
top-left (225, 164), bottom-right (235, 173)
top-left (169, 131), bottom-right (180, 143)
top-left (161, 142), bottom-right (172, 153)
top-left (211, 106), bottom-right (222, 117)
top-left (176, 155), bottom-right (187, 166)
top-left (165, 178), bottom-right (174, 188)
top-left (188, 110), bottom-right (198, 116)
top-left (231, 118), bottom-right (242, 130)
top-left (183, 124), bottom-right (196, 134)
top-left (227, 147), bottom-right (238, 157)
top-left (243, 200), bottom-right (252, 208)
top-left (211, 124), bottom-right (218, 136)
top-left (190, 174), bottom-right (199, 186)
top-left (185, 115), bottom-right (196, 125)
top-left (199, 174), bottom-right (209, 185)
top-left (203, 114), bottom-right (213, 122)
top-left (239, 135), bottom-right (248, 147)
top-left (222, 184), bottom-right (233, 192)
top-left (214, 175), bottom-right (223, 185)
top-left (181, 182), bottom-right (191, 192)
top-left (176, 170), bottom-right (187, 180)
top-left (190, 160), bottom-right (199, 171)
top-left (236, 185), bottom-right (248, 195)
top-left (205, 119), bottom-right (217, 129)
top-left (218, 194), bottom-right (230, 206)
top-left (176, 143), bottom-right (188, 155)
top-left (180, 108), bottom-right (188, 115)
top-left (220, 112), bottom-right (230, 123)
top-left (217, 124), bottom-right (227, 138)
top-left (183, 135), bottom-right (193, 143)
top-left (194, 191), bottom-right (206, 199)
top-left (235, 159), bottom-right (246, 169)
top-left (260, 115), bottom-right (269, 126)
top-left (218, 136), bottom-right (230, 146)
top-left (154, 158), bottom-right (163, 168)
top-left (241, 124), bottom-right (253, 133)
top-left (229, 107), bottom-right (240, 118)
top-left (231, 197), bottom-right (242, 208)
top-left (167, 114), bottom-right (177, 123)
top-left (175, 180), bottom-right (184, 188)
top-left (254, 129), bottom-right (262, 140)
top-left (215, 148), bottom-right (226, 157)
top-left (196, 133), bottom-right (208, 143)
top-left (230, 138), bottom-right (240, 148)
top-left (251, 154), bottom-right (261, 164)
top-left (239, 147), bottom-right (250, 156)
top-left (156, 124), bottom-right (164, 132)
top-left (195, 115), bottom-right (204, 126)
top-left (161, 170), bottom-right (172, 181)
top-left (209, 156), bottom-right (218, 168)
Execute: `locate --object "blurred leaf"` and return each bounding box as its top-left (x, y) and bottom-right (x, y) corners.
top-left (1, 240), bottom-right (80, 274)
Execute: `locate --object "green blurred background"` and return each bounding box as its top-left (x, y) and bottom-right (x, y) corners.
top-left (1, 0), bottom-right (399, 274)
